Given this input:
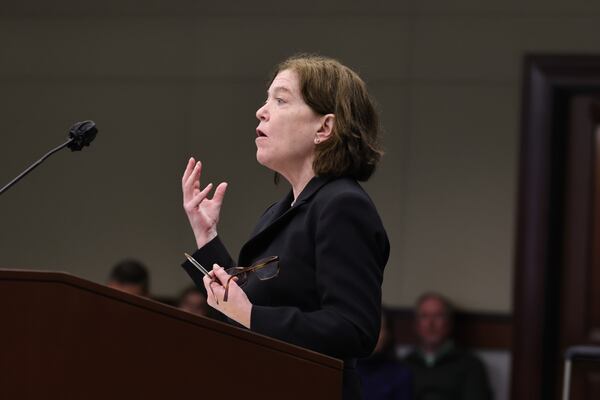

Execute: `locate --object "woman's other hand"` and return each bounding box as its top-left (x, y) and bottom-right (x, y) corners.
top-left (182, 157), bottom-right (228, 248)
top-left (203, 264), bottom-right (252, 328)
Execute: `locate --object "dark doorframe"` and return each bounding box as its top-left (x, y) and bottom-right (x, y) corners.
top-left (512, 55), bottom-right (600, 400)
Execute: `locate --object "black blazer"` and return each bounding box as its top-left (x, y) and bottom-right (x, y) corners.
top-left (182, 175), bottom-right (390, 399)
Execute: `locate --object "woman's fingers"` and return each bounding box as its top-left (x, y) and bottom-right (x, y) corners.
top-left (201, 264), bottom-right (251, 327)
top-left (181, 157), bottom-right (195, 184)
top-left (210, 264), bottom-right (230, 285)
top-left (181, 157), bottom-right (227, 210)
top-left (182, 160), bottom-right (202, 199)
top-left (211, 182), bottom-right (228, 206)
top-left (202, 265), bottom-right (228, 306)
top-left (184, 181), bottom-right (228, 214)
top-left (185, 183), bottom-right (213, 211)
top-left (203, 274), bottom-right (219, 305)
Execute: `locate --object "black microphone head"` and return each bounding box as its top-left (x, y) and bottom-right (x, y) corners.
top-left (67, 120), bottom-right (98, 151)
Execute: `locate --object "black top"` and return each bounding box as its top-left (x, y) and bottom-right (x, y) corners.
top-left (182, 176), bottom-right (390, 400)
top-left (405, 345), bottom-right (492, 400)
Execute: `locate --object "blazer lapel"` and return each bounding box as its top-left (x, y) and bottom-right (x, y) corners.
top-left (291, 175), bottom-right (333, 208)
top-left (249, 191), bottom-right (294, 236)
top-left (239, 176), bottom-right (333, 258)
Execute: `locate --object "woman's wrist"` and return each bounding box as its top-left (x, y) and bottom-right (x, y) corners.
top-left (238, 303), bottom-right (252, 329)
top-left (194, 229), bottom-right (218, 249)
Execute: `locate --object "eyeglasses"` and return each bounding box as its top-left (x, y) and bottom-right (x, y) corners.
top-left (184, 254), bottom-right (280, 303)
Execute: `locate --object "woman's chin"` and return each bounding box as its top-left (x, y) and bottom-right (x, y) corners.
top-left (255, 151), bottom-right (271, 168)
top-left (257, 153), bottom-right (283, 175)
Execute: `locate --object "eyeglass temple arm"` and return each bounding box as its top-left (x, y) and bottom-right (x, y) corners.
top-left (223, 274), bottom-right (241, 302)
top-left (221, 258), bottom-right (279, 302)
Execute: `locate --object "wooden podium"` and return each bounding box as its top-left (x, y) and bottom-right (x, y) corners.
top-left (0, 269), bottom-right (343, 399)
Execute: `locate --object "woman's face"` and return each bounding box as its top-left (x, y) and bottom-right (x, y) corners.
top-left (255, 69), bottom-right (324, 177)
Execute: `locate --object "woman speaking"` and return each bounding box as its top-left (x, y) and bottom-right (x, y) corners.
top-left (180, 54), bottom-right (389, 400)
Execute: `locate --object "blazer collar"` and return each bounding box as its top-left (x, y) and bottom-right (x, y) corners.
top-left (292, 175), bottom-right (333, 207)
top-left (269, 175), bottom-right (333, 222)
top-left (259, 175), bottom-right (333, 227)
top-left (240, 175), bottom-right (334, 258)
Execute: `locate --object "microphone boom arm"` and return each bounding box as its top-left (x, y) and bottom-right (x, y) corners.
top-left (0, 138), bottom-right (74, 196)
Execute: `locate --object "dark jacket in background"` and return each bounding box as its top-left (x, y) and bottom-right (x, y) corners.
top-left (405, 345), bottom-right (492, 400)
top-left (182, 176), bottom-right (390, 400)
top-left (357, 354), bottom-right (414, 400)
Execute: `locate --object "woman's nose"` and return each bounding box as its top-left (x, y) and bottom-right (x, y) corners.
top-left (256, 103), bottom-right (268, 121)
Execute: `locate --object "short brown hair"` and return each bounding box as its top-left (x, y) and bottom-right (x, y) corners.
top-left (271, 54), bottom-right (383, 181)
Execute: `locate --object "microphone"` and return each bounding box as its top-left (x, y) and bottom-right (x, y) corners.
top-left (0, 120), bottom-right (99, 196)
top-left (67, 120), bottom-right (98, 151)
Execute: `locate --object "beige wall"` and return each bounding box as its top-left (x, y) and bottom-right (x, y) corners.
top-left (2, 1), bottom-right (600, 312)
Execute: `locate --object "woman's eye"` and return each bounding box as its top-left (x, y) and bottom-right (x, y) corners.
top-left (262, 97), bottom-right (286, 106)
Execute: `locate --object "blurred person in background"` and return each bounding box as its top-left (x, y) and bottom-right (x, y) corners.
top-left (357, 307), bottom-right (413, 400)
top-left (404, 292), bottom-right (491, 400)
top-left (107, 259), bottom-right (150, 297)
top-left (177, 285), bottom-right (209, 317)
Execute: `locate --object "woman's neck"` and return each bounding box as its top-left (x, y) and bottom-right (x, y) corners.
top-left (280, 162), bottom-right (315, 203)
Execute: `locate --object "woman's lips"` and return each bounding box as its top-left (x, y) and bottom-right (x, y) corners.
top-left (256, 128), bottom-right (268, 137)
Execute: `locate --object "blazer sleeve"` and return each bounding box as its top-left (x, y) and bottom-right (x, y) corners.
top-left (181, 236), bottom-right (235, 289)
top-left (250, 190), bottom-right (390, 359)
top-left (180, 201), bottom-right (279, 285)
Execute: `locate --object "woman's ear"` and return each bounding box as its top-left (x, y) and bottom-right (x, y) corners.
top-left (315, 114), bottom-right (335, 144)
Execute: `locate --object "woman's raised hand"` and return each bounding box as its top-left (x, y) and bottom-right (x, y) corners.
top-left (182, 157), bottom-right (228, 249)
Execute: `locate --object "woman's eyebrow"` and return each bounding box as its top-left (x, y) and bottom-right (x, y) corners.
top-left (268, 86), bottom-right (293, 96)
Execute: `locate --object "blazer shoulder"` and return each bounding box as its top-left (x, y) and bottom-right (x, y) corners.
top-left (315, 177), bottom-right (377, 208)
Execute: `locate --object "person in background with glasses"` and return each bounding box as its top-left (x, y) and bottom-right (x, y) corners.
top-left (180, 54), bottom-right (390, 400)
